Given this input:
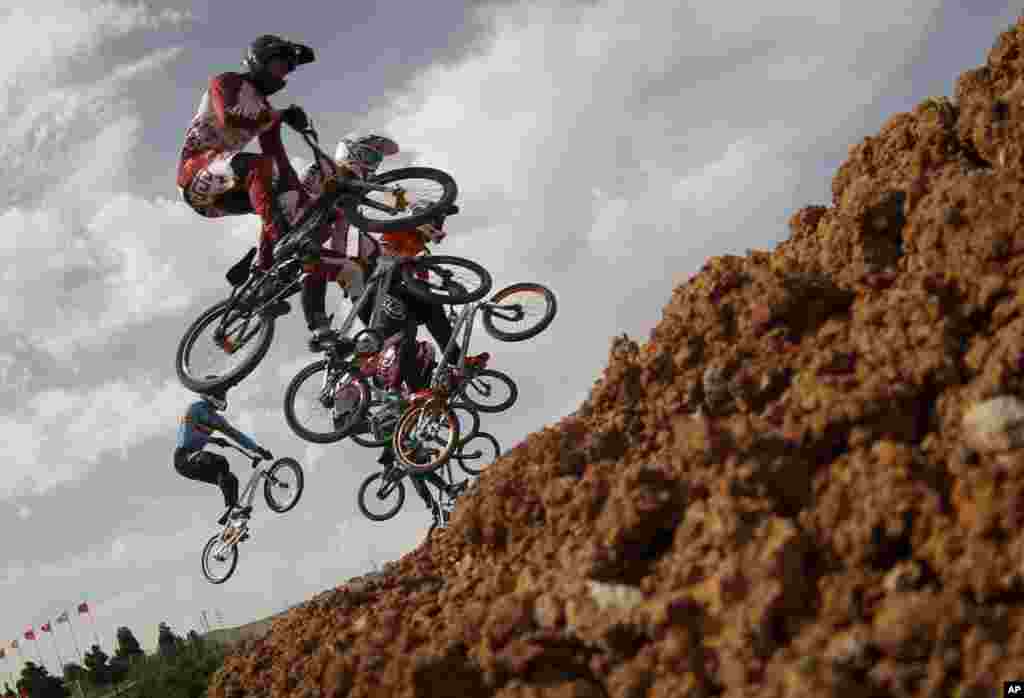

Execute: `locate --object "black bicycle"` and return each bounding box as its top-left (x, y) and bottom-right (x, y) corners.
top-left (281, 232), bottom-right (493, 445)
top-left (175, 118), bottom-right (462, 394)
top-left (356, 431), bottom-right (500, 525)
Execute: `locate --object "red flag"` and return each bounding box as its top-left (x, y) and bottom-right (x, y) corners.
top-left (23, 628), bottom-right (34, 641)
top-left (77, 602), bottom-right (89, 614)
top-left (40, 623), bottom-right (51, 633)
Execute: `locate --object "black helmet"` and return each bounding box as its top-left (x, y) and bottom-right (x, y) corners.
top-left (243, 35), bottom-right (314, 96)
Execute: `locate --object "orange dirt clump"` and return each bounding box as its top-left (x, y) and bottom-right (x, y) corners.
top-left (208, 18), bottom-right (1024, 698)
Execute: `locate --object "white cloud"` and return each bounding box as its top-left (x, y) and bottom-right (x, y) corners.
top-left (0, 378), bottom-right (192, 499)
top-left (0, 2), bottom-right (205, 359)
top-left (0, 189), bottom-right (242, 358)
top-left (368, 0), bottom-right (938, 283)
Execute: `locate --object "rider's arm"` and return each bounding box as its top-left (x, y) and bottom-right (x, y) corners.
top-left (258, 122), bottom-right (302, 192)
top-left (209, 73), bottom-right (276, 131)
top-left (207, 411), bottom-right (261, 453)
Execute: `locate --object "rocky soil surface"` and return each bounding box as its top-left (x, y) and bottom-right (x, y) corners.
top-left (209, 18), bottom-right (1024, 698)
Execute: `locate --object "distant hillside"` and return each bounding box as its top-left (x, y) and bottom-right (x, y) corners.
top-left (200, 613), bottom-right (282, 649)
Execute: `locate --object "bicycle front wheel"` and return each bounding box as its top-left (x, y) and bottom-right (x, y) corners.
top-left (357, 471), bottom-right (407, 521)
top-left (201, 533), bottom-right (239, 584)
top-left (264, 458), bottom-right (304, 513)
top-left (393, 404), bottom-right (460, 474)
top-left (401, 256), bottom-right (492, 305)
top-left (458, 369), bottom-right (518, 413)
top-left (482, 283), bottom-right (558, 342)
top-left (176, 298), bottom-right (275, 393)
top-left (456, 431), bottom-right (501, 476)
top-left (343, 167), bottom-right (457, 233)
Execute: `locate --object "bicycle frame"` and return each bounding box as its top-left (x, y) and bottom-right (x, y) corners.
top-left (219, 442), bottom-right (270, 513)
top-left (334, 254), bottom-right (407, 340)
top-left (431, 295), bottom-right (522, 383)
top-left (214, 122), bottom-right (421, 336)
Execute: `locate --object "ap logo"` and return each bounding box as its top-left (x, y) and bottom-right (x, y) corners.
top-left (1007, 681), bottom-right (1024, 695)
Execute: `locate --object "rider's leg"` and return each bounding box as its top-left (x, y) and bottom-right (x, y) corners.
top-left (301, 275), bottom-right (330, 333)
top-left (404, 290), bottom-right (488, 370)
top-left (182, 152), bottom-right (295, 272)
top-left (422, 470), bottom-right (453, 495)
top-left (173, 448), bottom-right (237, 508)
top-left (227, 153), bottom-right (292, 271)
top-left (396, 316), bottom-right (430, 393)
top-left (409, 474), bottom-right (437, 513)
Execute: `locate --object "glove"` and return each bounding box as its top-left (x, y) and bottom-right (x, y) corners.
top-left (416, 222), bottom-right (446, 243)
top-left (281, 105), bottom-right (309, 132)
top-left (256, 447), bottom-right (273, 461)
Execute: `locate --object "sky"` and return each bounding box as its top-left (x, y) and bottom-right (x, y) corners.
top-left (0, 0), bottom-right (1019, 681)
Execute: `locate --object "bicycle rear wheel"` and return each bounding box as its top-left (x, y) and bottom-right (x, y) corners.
top-left (283, 361), bottom-right (370, 444)
top-left (401, 256), bottom-right (492, 305)
top-left (482, 283), bottom-right (557, 342)
top-left (343, 167), bottom-right (457, 233)
top-left (201, 533), bottom-right (238, 584)
top-left (176, 298), bottom-right (275, 393)
top-left (264, 458), bottom-right (304, 513)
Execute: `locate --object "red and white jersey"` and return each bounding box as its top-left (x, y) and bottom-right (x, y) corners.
top-left (176, 72), bottom-right (295, 191)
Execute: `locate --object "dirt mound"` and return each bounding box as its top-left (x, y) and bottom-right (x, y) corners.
top-left (209, 19), bottom-right (1024, 698)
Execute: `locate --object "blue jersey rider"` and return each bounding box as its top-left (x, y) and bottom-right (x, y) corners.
top-left (174, 386), bottom-right (273, 525)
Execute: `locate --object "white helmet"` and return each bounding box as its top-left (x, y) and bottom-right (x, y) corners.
top-left (335, 133), bottom-right (399, 177)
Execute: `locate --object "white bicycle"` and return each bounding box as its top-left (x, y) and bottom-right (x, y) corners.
top-left (199, 439), bottom-right (305, 584)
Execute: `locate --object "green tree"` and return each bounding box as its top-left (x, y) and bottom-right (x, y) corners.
top-left (82, 644), bottom-right (111, 686)
top-left (157, 622), bottom-right (181, 660)
top-left (16, 661), bottom-right (68, 698)
top-left (114, 627), bottom-right (144, 663)
top-left (61, 662), bottom-right (86, 684)
top-left (127, 638), bottom-right (228, 698)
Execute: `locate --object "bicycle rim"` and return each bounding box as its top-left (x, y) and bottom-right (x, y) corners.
top-left (394, 404), bottom-right (459, 473)
top-left (264, 458), bottom-right (304, 513)
top-left (482, 283), bottom-right (558, 342)
top-left (201, 533), bottom-right (238, 584)
top-left (179, 300), bottom-right (272, 390)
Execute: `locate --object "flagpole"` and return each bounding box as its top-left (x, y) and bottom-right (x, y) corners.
top-left (78, 602), bottom-right (101, 650)
top-left (86, 611), bottom-right (100, 649)
top-left (63, 614), bottom-right (84, 664)
top-left (45, 627), bottom-right (64, 679)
